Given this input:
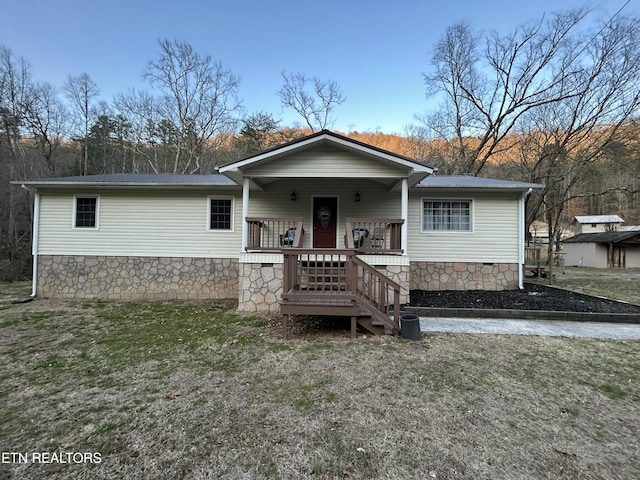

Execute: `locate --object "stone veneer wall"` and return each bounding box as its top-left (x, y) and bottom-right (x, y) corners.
top-left (37, 255), bottom-right (239, 300)
top-left (411, 261), bottom-right (519, 291)
top-left (237, 263), bottom-right (284, 314)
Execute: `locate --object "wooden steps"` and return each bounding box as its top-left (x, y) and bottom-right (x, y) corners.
top-left (281, 251), bottom-right (401, 339)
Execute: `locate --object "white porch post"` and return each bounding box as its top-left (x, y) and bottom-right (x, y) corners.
top-left (401, 178), bottom-right (408, 253)
top-left (242, 178), bottom-right (249, 250)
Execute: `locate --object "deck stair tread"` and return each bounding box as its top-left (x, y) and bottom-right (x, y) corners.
top-left (281, 254), bottom-right (400, 338)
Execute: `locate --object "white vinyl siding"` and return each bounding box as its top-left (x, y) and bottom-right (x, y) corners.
top-left (37, 183), bottom-right (524, 264)
top-left (247, 179), bottom-right (402, 249)
top-left (408, 191), bottom-right (521, 263)
top-left (38, 189), bottom-right (242, 257)
top-left (244, 148), bottom-right (408, 179)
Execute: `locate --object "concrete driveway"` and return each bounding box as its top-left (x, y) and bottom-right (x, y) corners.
top-left (418, 317), bottom-right (640, 340)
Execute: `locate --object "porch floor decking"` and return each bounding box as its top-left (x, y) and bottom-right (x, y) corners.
top-left (281, 291), bottom-right (359, 317)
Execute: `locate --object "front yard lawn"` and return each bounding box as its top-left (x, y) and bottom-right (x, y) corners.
top-left (1, 282), bottom-right (638, 479)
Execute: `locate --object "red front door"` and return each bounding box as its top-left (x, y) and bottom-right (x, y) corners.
top-left (313, 197), bottom-right (337, 248)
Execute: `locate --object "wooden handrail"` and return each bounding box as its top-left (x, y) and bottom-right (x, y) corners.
top-left (281, 249), bottom-right (400, 335)
top-left (524, 246), bottom-right (545, 278)
top-left (345, 218), bottom-right (404, 253)
top-left (525, 246), bottom-right (542, 263)
top-left (246, 217), bottom-right (304, 251)
top-left (351, 255), bottom-right (400, 335)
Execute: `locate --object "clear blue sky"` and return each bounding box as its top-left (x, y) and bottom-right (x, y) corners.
top-left (2, 0), bottom-right (634, 134)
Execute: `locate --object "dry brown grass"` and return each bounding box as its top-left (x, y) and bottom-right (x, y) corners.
top-left (534, 266), bottom-right (640, 305)
top-left (1, 281), bottom-right (639, 479)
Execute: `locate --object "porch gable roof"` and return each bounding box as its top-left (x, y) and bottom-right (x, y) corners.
top-left (218, 130), bottom-right (434, 188)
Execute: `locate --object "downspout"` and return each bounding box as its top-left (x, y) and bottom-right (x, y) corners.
top-left (242, 177), bottom-right (249, 251)
top-left (23, 186), bottom-right (40, 298)
top-left (518, 188), bottom-right (532, 289)
top-left (401, 178), bottom-right (408, 254)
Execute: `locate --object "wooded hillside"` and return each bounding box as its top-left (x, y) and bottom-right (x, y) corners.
top-left (3, 5), bottom-right (640, 279)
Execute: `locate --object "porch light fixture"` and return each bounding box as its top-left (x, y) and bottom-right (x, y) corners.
top-left (290, 190), bottom-right (297, 201)
top-left (354, 191), bottom-right (361, 202)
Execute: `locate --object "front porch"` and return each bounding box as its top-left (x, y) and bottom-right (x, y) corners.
top-left (217, 131), bottom-right (433, 336)
top-left (238, 217), bottom-right (409, 337)
top-left (245, 217), bottom-right (404, 254)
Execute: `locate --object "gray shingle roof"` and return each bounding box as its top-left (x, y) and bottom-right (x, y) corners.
top-left (417, 175), bottom-right (542, 190)
top-left (13, 174), bottom-right (236, 187)
top-left (13, 173), bottom-right (543, 191)
top-left (564, 231), bottom-right (640, 244)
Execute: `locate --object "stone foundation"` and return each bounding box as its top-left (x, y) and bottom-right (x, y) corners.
top-left (36, 255), bottom-right (519, 307)
top-left (237, 263), bottom-right (283, 314)
top-left (410, 261), bottom-right (519, 291)
top-left (37, 255), bottom-right (239, 301)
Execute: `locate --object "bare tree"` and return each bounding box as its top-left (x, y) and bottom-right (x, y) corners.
top-left (421, 10), bottom-right (595, 176)
top-left (525, 10), bottom-right (640, 249)
top-left (23, 82), bottom-right (68, 175)
top-left (113, 88), bottom-right (160, 173)
top-left (419, 7), bottom-right (640, 270)
top-left (0, 46), bottom-right (34, 279)
top-left (143, 39), bottom-right (242, 173)
top-left (277, 71), bottom-right (346, 132)
top-left (0, 46), bottom-right (30, 165)
top-left (64, 73), bottom-right (100, 175)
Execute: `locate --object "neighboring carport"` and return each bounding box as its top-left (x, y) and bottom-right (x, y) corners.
top-left (563, 231), bottom-right (640, 268)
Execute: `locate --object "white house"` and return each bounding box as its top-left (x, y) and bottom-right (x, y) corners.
top-left (15, 131), bottom-right (540, 334)
top-left (572, 215), bottom-right (624, 235)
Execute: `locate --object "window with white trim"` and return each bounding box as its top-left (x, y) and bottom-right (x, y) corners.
top-left (423, 199), bottom-right (471, 232)
top-left (74, 195), bottom-right (99, 228)
top-left (208, 197), bottom-right (233, 231)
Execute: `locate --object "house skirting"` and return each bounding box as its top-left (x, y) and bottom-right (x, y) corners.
top-left (37, 255), bottom-right (239, 300)
top-left (238, 262), bottom-right (284, 314)
top-left (410, 261), bottom-right (519, 291)
top-left (35, 255), bottom-right (518, 306)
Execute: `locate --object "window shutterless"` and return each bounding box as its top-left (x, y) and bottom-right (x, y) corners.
top-left (74, 196), bottom-right (99, 228)
top-left (208, 197), bottom-right (233, 231)
top-left (423, 200), bottom-right (471, 231)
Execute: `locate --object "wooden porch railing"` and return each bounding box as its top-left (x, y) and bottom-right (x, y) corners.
top-left (246, 217), bottom-right (304, 251)
top-left (524, 246), bottom-right (545, 277)
top-left (351, 255), bottom-right (401, 334)
top-left (281, 249), bottom-right (400, 336)
top-left (344, 218), bottom-right (404, 254)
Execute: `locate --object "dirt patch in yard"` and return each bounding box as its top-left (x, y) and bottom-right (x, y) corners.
top-left (410, 283), bottom-right (640, 314)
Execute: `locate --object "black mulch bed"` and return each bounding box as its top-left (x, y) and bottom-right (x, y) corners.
top-left (409, 283), bottom-right (640, 314)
